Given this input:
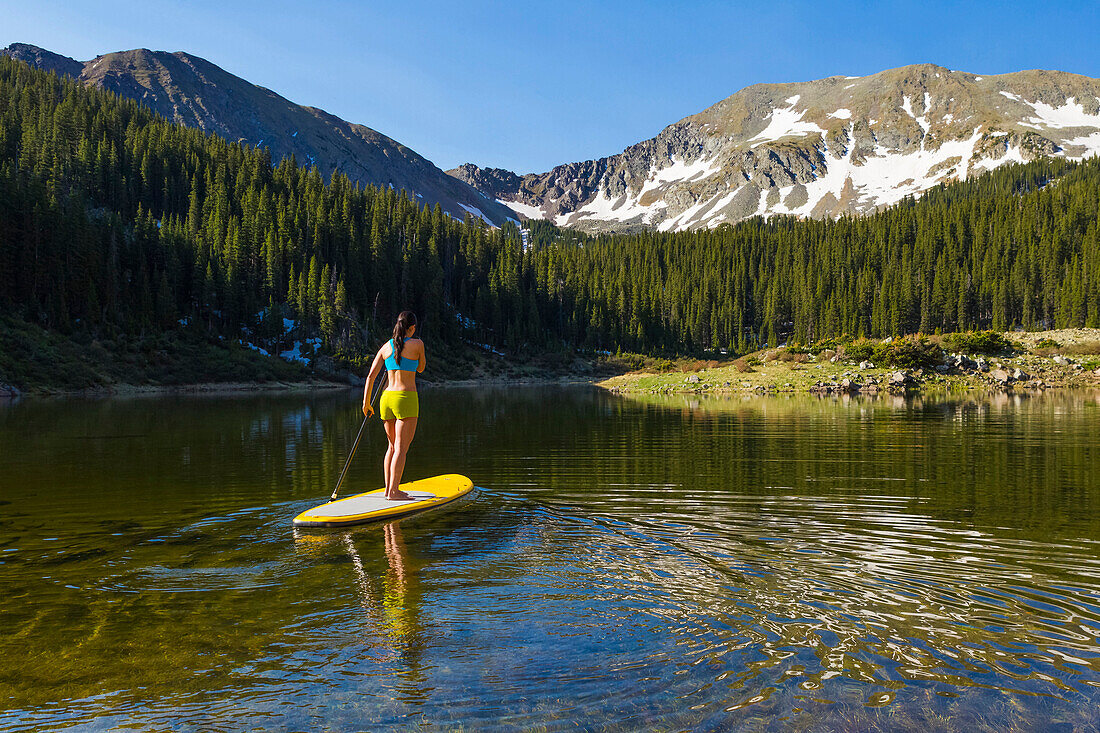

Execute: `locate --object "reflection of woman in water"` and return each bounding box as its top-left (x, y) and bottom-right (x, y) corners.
top-left (339, 522), bottom-right (426, 688)
top-left (381, 522), bottom-right (414, 641)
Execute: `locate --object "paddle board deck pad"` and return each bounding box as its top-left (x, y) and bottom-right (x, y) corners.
top-left (293, 474), bottom-right (474, 527)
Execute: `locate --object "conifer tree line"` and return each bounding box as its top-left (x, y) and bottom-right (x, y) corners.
top-left (555, 155), bottom-right (1100, 352)
top-left (1, 55), bottom-right (1098, 361)
top-left (0, 56), bottom-right (522, 357)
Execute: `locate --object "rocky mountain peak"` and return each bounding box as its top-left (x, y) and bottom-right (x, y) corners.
top-left (452, 63), bottom-right (1100, 232)
top-left (2, 43), bottom-right (517, 227)
top-left (2, 43), bottom-right (83, 78)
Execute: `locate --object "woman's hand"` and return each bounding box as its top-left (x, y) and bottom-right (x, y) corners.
top-left (363, 400), bottom-right (375, 418)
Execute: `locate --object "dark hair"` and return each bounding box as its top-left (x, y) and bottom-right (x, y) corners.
top-left (392, 311), bottom-right (417, 364)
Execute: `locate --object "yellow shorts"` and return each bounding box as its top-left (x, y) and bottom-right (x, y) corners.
top-left (379, 390), bottom-right (419, 420)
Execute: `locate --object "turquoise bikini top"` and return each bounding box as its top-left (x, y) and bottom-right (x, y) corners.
top-left (384, 339), bottom-right (418, 372)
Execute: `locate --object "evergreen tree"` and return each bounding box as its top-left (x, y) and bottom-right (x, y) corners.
top-left (0, 54), bottom-right (1097, 364)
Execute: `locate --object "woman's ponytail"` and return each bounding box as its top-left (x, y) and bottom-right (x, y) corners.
top-left (392, 310), bottom-right (417, 364)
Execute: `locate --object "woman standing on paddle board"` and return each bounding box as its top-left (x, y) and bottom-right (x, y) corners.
top-left (363, 311), bottom-right (425, 501)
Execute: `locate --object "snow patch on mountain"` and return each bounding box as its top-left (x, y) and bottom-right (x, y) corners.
top-left (563, 186), bottom-right (663, 226)
top-left (656, 187), bottom-right (738, 232)
top-left (749, 100), bottom-right (825, 147)
top-left (1064, 131), bottom-right (1100, 157)
top-left (501, 199), bottom-right (547, 221)
top-left (972, 145), bottom-right (1027, 171)
top-left (457, 203), bottom-right (494, 225)
top-left (1019, 96), bottom-right (1100, 129)
top-left (640, 155), bottom-right (721, 194)
top-left (901, 95), bottom-right (931, 137)
top-left (784, 126), bottom-right (984, 216)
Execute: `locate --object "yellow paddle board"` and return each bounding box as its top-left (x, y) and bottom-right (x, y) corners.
top-left (292, 474), bottom-right (474, 527)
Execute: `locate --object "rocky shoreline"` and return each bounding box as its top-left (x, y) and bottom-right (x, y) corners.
top-left (599, 329), bottom-right (1100, 397)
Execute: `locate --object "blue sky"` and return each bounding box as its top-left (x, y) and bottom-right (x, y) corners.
top-left (4, 0), bottom-right (1100, 173)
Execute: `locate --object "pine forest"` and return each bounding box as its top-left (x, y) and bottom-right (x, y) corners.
top-left (2, 56), bottom-right (1099, 380)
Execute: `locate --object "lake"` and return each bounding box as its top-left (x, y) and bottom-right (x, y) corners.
top-left (2, 387), bottom-right (1100, 731)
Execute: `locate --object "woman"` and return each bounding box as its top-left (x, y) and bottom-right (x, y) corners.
top-left (363, 311), bottom-right (426, 500)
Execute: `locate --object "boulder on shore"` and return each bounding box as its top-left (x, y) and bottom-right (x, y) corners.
top-left (888, 370), bottom-right (911, 386)
top-left (990, 369), bottom-right (1014, 383)
top-left (949, 353), bottom-right (977, 371)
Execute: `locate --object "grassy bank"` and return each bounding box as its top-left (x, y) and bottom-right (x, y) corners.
top-left (599, 329), bottom-right (1100, 396)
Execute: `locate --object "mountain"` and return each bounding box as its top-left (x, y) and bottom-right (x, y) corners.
top-left (1, 43), bottom-right (517, 227)
top-left (449, 64), bottom-right (1100, 232)
top-left (4, 51), bottom-right (1099, 393)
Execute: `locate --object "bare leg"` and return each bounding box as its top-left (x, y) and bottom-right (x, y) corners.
top-left (383, 419), bottom-right (396, 492)
top-left (385, 416), bottom-right (418, 500)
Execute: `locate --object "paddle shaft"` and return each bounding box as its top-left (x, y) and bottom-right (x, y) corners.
top-left (330, 374), bottom-right (385, 501)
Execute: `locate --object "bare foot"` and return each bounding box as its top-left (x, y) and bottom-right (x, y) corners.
top-left (385, 490), bottom-right (414, 501)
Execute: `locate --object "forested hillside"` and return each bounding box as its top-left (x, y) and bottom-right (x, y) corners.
top-left (1, 56), bottom-right (1099, 391)
top-left (560, 157), bottom-right (1100, 352)
top-left (0, 55), bottom-right (530, 375)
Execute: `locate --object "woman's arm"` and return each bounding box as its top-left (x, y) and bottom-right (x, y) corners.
top-left (363, 348), bottom-right (385, 416)
top-left (416, 338), bottom-right (427, 373)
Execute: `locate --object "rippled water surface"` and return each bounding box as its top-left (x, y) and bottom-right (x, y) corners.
top-left (2, 387), bottom-right (1100, 731)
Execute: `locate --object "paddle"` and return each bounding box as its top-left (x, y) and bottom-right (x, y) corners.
top-left (329, 373), bottom-right (385, 502)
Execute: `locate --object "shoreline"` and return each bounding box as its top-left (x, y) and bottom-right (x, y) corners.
top-left (597, 329), bottom-right (1100, 397)
top-left (8, 328), bottom-right (1100, 401)
top-left (0, 375), bottom-right (608, 400)
top-left (0, 378), bottom-right (351, 400)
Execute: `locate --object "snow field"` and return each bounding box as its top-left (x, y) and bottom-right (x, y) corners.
top-left (500, 199), bottom-right (547, 221)
top-left (749, 97), bottom-right (825, 147)
top-left (457, 203), bottom-right (494, 226)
